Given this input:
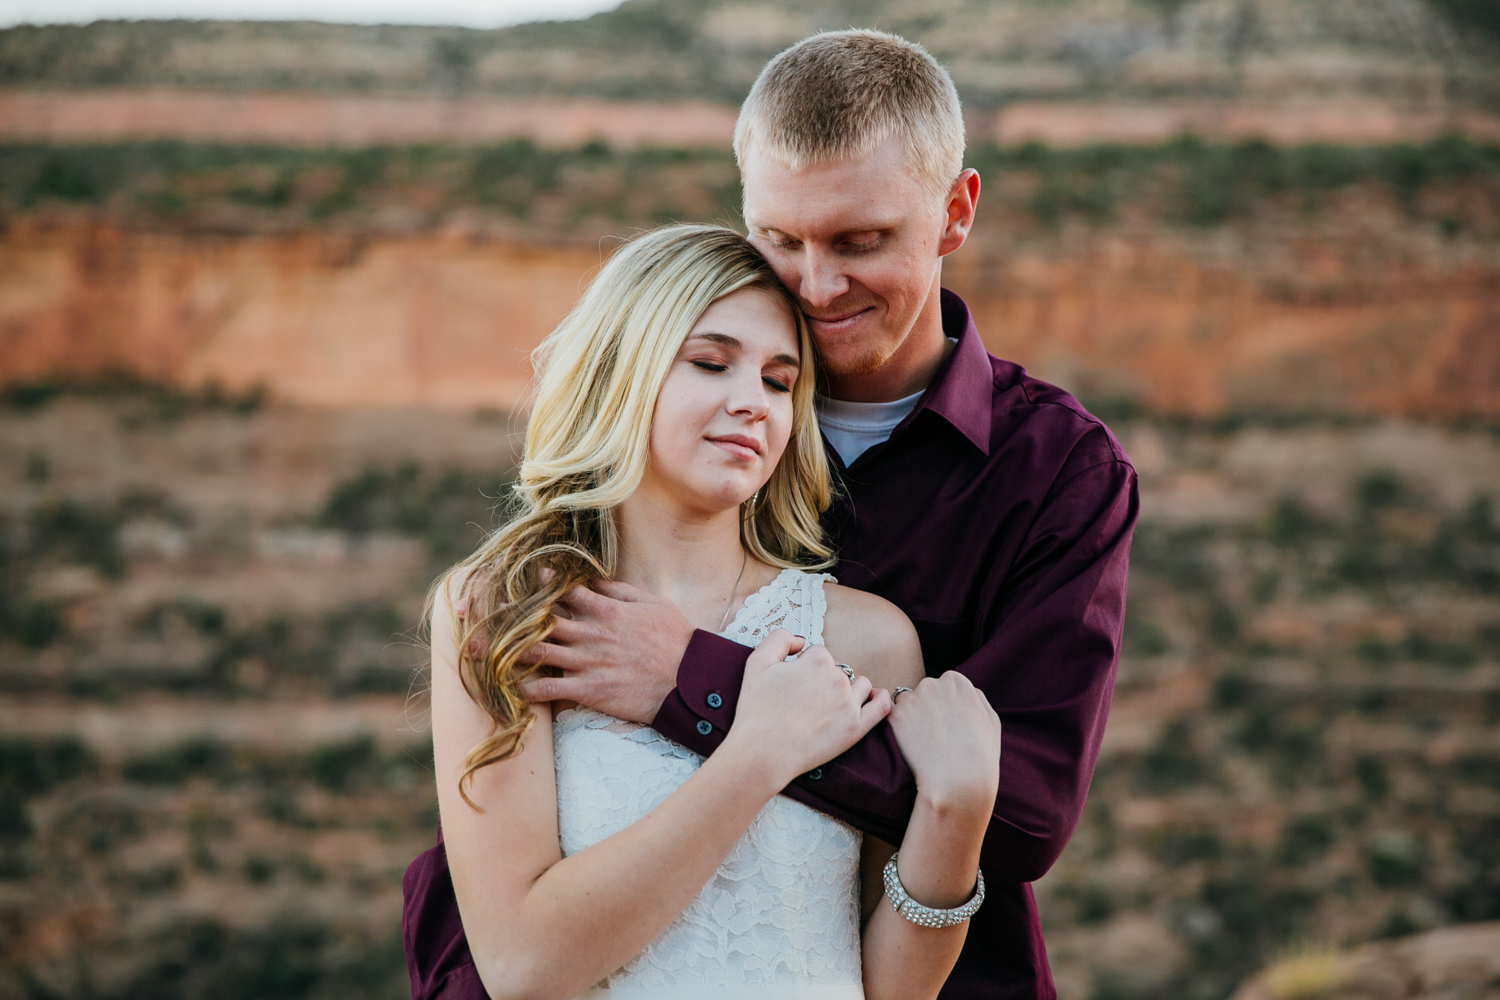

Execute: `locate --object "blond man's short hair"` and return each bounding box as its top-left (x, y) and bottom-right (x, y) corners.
top-left (733, 29), bottom-right (965, 204)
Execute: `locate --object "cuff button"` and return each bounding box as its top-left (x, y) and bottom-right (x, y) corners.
top-left (807, 768), bottom-right (824, 781)
top-left (706, 693), bottom-right (723, 709)
top-left (696, 720), bottom-right (713, 736)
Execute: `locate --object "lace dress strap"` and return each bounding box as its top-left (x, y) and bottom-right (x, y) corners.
top-left (720, 568), bottom-right (835, 648)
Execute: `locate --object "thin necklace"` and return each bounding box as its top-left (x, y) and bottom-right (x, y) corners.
top-left (718, 549), bottom-right (750, 633)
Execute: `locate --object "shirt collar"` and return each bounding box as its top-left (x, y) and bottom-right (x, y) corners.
top-left (898, 289), bottom-right (993, 455)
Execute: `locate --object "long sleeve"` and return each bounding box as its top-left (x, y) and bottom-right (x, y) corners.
top-left (652, 455), bottom-right (1139, 884)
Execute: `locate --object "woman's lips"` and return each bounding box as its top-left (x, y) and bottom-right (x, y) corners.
top-left (807, 306), bottom-right (874, 334)
top-left (707, 435), bottom-right (761, 460)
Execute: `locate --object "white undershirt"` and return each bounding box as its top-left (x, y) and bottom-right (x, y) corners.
top-left (816, 388), bottom-right (925, 467)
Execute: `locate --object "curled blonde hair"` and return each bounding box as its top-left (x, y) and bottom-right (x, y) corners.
top-left (439, 224), bottom-right (832, 804)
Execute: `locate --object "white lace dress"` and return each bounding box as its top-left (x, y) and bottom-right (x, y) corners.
top-left (554, 568), bottom-right (864, 999)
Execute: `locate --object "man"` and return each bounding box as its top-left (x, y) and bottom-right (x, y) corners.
top-left (405, 30), bottom-right (1137, 1000)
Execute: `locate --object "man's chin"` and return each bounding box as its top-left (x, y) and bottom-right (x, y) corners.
top-left (820, 346), bottom-right (897, 380)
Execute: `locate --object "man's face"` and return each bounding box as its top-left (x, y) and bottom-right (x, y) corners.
top-left (741, 135), bottom-right (969, 387)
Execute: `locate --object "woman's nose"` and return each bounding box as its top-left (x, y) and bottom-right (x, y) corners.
top-left (727, 376), bottom-right (771, 418)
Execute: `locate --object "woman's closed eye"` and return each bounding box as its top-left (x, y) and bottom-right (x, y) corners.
top-left (689, 357), bottom-right (793, 392)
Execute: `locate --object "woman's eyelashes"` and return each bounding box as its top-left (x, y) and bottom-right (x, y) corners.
top-left (688, 358), bottom-right (793, 393)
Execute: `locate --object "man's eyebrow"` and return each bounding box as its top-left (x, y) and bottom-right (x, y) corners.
top-left (752, 223), bottom-right (898, 240)
top-left (688, 332), bottom-right (800, 368)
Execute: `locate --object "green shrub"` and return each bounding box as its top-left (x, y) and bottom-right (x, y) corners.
top-left (1445, 818), bottom-right (1500, 921)
top-left (1354, 755), bottom-right (1390, 800)
top-left (27, 498), bottom-right (125, 577)
top-left (1134, 719), bottom-right (1209, 793)
top-left (1149, 828), bottom-right (1224, 865)
top-left (305, 734), bottom-right (378, 793)
top-left (1354, 469), bottom-right (1405, 512)
top-left (1123, 610), bottom-right (1171, 656)
top-left (1266, 496), bottom-right (1322, 546)
top-left (123, 737), bottom-right (229, 785)
top-left (245, 853), bottom-right (276, 884)
top-left (1367, 831), bottom-right (1422, 886)
top-left (0, 788), bottom-right (32, 842)
top-left (15, 600), bottom-right (64, 649)
top-left (1455, 754), bottom-right (1500, 789)
top-left (1211, 673), bottom-right (1255, 711)
top-left (0, 734), bottom-right (92, 796)
top-left (1276, 814), bottom-right (1335, 866)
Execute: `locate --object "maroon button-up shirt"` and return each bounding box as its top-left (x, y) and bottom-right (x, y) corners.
top-left (403, 289), bottom-right (1138, 1000)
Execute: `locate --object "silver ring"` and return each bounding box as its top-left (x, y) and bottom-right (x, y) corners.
top-left (837, 663), bottom-right (855, 682)
top-left (893, 686), bottom-right (913, 701)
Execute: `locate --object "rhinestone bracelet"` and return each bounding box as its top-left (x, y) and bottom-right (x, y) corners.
top-left (882, 852), bottom-right (986, 929)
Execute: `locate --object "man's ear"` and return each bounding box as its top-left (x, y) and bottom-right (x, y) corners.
top-left (938, 168), bottom-right (981, 257)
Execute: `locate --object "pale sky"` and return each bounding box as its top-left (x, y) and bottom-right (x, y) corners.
top-left (0, 0), bottom-right (623, 28)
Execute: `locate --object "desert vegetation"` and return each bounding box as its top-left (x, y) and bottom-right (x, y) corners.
top-left (1, 1), bottom-right (1498, 992)
top-left (1, 386), bottom-right (1497, 998)
top-left (4, 135), bottom-right (1498, 239)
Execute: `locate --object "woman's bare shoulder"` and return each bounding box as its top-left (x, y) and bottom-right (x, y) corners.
top-left (820, 581), bottom-right (924, 691)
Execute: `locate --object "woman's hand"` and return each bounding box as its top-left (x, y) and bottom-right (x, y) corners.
top-left (887, 672), bottom-right (1001, 818)
top-left (721, 629), bottom-right (893, 787)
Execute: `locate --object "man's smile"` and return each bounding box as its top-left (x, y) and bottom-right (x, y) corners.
top-left (806, 306), bottom-right (876, 335)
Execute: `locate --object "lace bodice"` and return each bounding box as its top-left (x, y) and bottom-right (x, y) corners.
top-left (553, 569), bottom-right (864, 997)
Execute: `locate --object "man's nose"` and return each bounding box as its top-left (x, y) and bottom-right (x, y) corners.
top-left (798, 249), bottom-right (850, 309)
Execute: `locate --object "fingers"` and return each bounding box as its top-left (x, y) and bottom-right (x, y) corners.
top-left (751, 629), bottom-right (807, 665)
top-left (520, 675), bottom-right (583, 703)
top-left (515, 641), bottom-right (592, 671)
top-left (849, 674), bottom-right (873, 705)
top-left (557, 584), bottom-right (613, 617)
top-left (857, 687), bottom-right (894, 731)
top-left (546, 615), bottom-right (594, 644)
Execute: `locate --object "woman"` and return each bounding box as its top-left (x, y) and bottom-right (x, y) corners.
top-left (427, 224), bottom-right (1001, 999)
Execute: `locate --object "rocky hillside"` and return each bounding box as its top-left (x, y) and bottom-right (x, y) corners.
top-left (2, 391), bottom-right (1498, 999)
top-left (3, 0), bottom-right (1498, 109)
top-left (2, 136), bottom-right (1497, 419)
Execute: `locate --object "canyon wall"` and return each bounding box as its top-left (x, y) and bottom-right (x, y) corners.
top-left (0, 219), bottom-right (597, 410)
top-left (3, 217), bottom-right (1495, 418)
top-left (6, 88), bottom-right (1500, 148)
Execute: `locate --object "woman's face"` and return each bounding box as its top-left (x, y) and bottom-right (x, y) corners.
top-left (641, 287), bottom-right (801, 518)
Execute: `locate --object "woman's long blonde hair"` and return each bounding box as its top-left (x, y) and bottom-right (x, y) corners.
top-left (439, 224), bottom-right (833, 804)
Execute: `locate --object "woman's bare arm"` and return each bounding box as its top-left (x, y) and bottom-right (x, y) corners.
top-left (433, 585), bottom-right (891, 1000)
top-left (821, 583), bottom-right (925, 693)
top-left (824, 585), bottom-right (994, 1000)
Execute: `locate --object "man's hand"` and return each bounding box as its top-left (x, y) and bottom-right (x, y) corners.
top-left (507, 579), bottom-right (696, 724)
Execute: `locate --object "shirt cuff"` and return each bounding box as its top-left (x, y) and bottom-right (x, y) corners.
top-left (650, 629), bottom-right (752, 753)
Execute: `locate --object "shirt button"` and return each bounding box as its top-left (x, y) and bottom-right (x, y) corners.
top-left (807, 768), bottom-right (824, 781)
top-left (706, 693), bottom-right (723, 709)
top-left (696, 720), bottom-right (713, 736)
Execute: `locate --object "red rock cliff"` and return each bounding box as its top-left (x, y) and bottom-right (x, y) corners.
top-left (2, 217), bottom-right (1496, 418)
